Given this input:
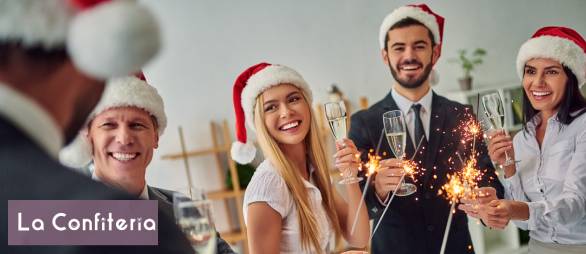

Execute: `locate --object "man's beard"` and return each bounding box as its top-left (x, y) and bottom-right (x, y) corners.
top-left (388, 58), bottom-right (433, 89)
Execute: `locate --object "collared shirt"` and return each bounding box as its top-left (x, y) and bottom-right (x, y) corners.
top-left (504, 112), bottom-right (586, 244)
top-left (91, 166), bottom-right (149, 200)
top-left (243, 160), bottom-right (333, 253)
top-left (391, 86), bottom-right (433, 147)
top-left (0, 83), bottom-right (63, 158)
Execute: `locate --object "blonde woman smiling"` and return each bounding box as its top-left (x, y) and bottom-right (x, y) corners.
top-left (230, 63), bottom-right (369, 253)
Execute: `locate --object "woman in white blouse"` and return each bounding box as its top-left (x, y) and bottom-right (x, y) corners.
top-left (459, 26), bottom-right (586, 253)
top-left (230, 63), bottom-right (369, 253)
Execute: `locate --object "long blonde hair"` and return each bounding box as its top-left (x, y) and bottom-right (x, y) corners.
top-left (253, 87), bottom-right (342, 253)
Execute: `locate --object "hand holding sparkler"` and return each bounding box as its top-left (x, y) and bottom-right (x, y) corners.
top-left (458, 187), bottom-right (497, 220)
top-left (373, 158), bottom-right (405, 200)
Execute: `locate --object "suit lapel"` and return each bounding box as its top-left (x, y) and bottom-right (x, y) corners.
top-left (148, 186), bottom-right (175, 219)
top-left (422, 93), bottom-right (446, 186)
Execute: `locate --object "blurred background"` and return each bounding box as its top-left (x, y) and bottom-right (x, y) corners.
top-left (137, 0), bottom-right (586, 253)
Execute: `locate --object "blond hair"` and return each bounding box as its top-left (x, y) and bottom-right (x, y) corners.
top-left (253, 87), bottom-right (342, 253)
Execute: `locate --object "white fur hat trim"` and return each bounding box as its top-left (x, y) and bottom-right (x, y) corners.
top-left (379, 6), bottom-right (440, 49)
top-left (241, 65), bottom-right (313, 132)
top-left (516, 35), bottom-right (586, 87)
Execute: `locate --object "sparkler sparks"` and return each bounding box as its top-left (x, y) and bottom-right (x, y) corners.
top-left (364, 151), bottom-right (381, 177)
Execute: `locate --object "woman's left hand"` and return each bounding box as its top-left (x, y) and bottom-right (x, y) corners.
top-left (482, 199), bottom-right (513, 229)
top-left (334, 138), bottom-right (361, 175)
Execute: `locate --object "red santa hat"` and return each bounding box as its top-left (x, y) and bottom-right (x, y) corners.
top-left (379, 4), bottom-right (444, 85)
top-left (516, 26), bottom-right (586, 87)
top-left (0, 0), bottom-right (160, 80)
top-left (59, 73), bottom-right (166, 168)
top-left (231, 63), bottom-right (313, 164)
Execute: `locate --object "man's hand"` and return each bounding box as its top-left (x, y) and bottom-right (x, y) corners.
top-left (373, 158), bottom-right (404, 201)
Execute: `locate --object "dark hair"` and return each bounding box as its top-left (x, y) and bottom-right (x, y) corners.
top-left (0, 41), bottom-right (67, 68)
top-left (522, 66), bottom-right (586, 132)
top-left (384, 17), bottom-right (436, 50)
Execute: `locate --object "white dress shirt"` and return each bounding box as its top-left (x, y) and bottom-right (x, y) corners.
top-left (504, 112), bottom-right (586, 244)
top-left (391, 86), bottom-right (433, 146)
top-left (243, 160), bottom-right (334, 253)
top-left (0, 83), bottom-right (63, 158)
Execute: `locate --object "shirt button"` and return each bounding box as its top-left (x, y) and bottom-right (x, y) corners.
top-left (540, 189), bottom-right (544, 193)
top-left (427, 225), bottom-right (434, 231)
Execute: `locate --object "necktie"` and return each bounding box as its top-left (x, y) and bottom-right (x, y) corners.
top-left (411, 104), bottom-right (428, 152)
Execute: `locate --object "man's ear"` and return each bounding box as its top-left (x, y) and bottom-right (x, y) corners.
top-left (154, 133), bottom-right (159, 149)
top-left (381, 48), bottom-right (390, 66)
top-left (431, 44), bottom-right (441, 65)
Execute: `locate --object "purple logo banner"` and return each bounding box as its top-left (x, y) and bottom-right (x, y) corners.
top-left (7, 200), bottom-right (158, 245)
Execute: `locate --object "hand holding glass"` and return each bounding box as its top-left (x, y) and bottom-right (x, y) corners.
top-left (324, 101), bottom-right (362, 184)
top-left (481, 93), bottom-right (514, 166)
top-left (382, 110), bottom-right (416, 196)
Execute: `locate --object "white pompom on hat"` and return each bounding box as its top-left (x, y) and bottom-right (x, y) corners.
top-left (59, 73), bottom-right (166, 168)
top-left (231, 62), bottom-right (313, 164)
top-left (516, 26), bottom-right (586, 87)
top-left (0, 0), bottom-right (160, 80)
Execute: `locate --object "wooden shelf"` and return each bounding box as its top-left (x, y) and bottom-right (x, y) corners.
top-left (161, 146), bottom-right (230, 160)
top-left (207, 189), bottom-right (244, 200)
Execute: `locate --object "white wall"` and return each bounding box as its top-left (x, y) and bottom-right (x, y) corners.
top-left (140, 0), bottom-right (586, 232)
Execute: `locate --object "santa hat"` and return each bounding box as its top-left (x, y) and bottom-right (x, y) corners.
top-left (379, 4), bottom-right (444, 85)
top-left (59, 73), bottom-right (166, 168)
top-left (379, 4), bottom-right (444, 51)
top-left (231, 63), bottom-right (313, 164)
top-left (516, 26), bottom-right (586, 87)
top-left (0, 0), bottom-right (160, 80)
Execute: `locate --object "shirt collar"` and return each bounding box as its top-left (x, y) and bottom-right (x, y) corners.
top-left (391, 86), bottom-right (433, 115)
top-left (0, 83), bottom-right (63, 158)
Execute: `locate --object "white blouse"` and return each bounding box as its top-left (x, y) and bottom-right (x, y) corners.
top-left (243, 160), bottom-right (333, 253)
top-left (504, 112), bottom-right (586, 244)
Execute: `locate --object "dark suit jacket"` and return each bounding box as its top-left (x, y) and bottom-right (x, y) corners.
top-left (147, 186), bottom-right (236, 254)
top-left (0, 117), bottom-right (194, 254)
top-left (348, 91), bottom-right (505, 254)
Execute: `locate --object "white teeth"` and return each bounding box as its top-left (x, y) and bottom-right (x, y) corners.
top-left (401, 66), bottom-right (419, 70)
top-left (281, 121), bottom-right (300, 131)
top-left (532, 91), bottom-right (552, 96)
top-left (112, 153), bottom-right (137, 161)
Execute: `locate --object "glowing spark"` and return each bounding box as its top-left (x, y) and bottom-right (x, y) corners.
top-left (364, 152), bottom-right (381, 176)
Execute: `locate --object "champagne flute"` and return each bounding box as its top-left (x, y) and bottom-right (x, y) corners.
top-left (175, 200), bottom-right (217, 254)
top-left (324, 101), bottom-right (362, 184)
top-left (382, 110), bottom-right (416, 196)
top-left (481, 93), bottom-right (514, 166)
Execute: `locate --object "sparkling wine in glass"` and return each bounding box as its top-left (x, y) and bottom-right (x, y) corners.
top-left (383, 110), bottom-right (416, 196)
top-left (175, 200), bottom-right (216, 254)
top-left (324, 101), bottom-right (362, 184)
top-left (481, 93), bottom-right (514, 166)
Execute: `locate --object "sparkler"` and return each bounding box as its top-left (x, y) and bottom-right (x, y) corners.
top-left (370, 136), bottom-right (425, 240)
top-left (350, 129), bottom-right (385, 235)
top-left (439, 108), bottom-right (484, 254)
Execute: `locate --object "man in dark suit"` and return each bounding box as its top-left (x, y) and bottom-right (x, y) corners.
top-left (348, 4), bottom-right (504, 254)
top-left (1, 1), bottom-right (193, 253)
top-left (59, 74), bottom-right (235, 254)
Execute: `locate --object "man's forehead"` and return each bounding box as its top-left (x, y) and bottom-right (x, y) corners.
top-left (97, 107), bottom-right (152, 120)
top-left (387, 25), bottom-right (433, 44)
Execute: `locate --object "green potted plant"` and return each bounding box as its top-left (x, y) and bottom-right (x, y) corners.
top-left (450, 48), bottom-right (486, 90)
